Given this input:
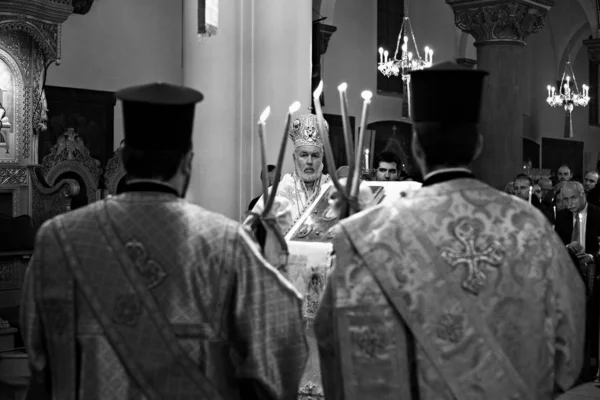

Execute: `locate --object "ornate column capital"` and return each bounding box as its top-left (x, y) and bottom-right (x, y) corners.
top-left (583, 38), bottom-right (600, 64)
top-left (314, 22), bottom-right (337, 55)
top-left (447, 0), bottom-right (554, 46)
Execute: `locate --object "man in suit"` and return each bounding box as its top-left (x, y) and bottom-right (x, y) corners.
top-left (584, 171), bottom-right (600, 207)
top-left (20, 83), bottom-right (308, 400)
top-left (513, 174), bottom-right (553, 223)
top-left (555, 180), bottom-right (600, 382)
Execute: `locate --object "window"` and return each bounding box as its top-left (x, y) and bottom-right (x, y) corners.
top-left (377, 0), bottom-right (404, 95)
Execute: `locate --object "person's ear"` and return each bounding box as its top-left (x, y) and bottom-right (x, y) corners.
top-left (181, 150), bottom-right (194, 175)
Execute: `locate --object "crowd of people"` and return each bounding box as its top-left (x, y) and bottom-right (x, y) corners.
top-left (18, 62), bottom-right (588, 400)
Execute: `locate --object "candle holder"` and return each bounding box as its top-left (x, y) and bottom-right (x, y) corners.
top-left (377, 16), bottom-right (433, 80)
top-left (546, 60), bottom-right (589, 112)
top-left (362, 168), bottom-right (376, 181)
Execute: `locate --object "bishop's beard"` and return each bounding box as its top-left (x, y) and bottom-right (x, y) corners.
top-left (296, 163), bottom-right (323, 183)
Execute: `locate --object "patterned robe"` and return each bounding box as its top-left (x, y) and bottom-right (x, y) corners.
top-left (21, 183), bottom-right (308, 400)
top-left (260, 173), bottom-right (331, 230)
top-left (314, 176), bottom-right (585, 399)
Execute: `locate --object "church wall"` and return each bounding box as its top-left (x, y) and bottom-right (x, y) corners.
top-left (183, 0), bottom-right (312, 220)
top-left (321, 0), bottom-right (458, 124)
top-left (526, 10), bottom-right (598, 174)
top-left (46, 0), bottom-right (184, 147)
top-left (324, 0), bottom-right (599, 176)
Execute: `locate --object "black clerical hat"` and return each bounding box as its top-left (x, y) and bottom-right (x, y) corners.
top-left (116, 82), bottom-right (204, 151)
top-left (409, 61), bottom-right (488, 123)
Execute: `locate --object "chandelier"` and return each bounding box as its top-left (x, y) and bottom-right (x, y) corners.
top-left (377, 16), bottom-right (433, 80)
top-left (546, 60), bottom-right (589, 112)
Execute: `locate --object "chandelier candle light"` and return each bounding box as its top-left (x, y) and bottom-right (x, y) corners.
top-left (546, 60), bottom-right (589, 138)
top-left (377, 16), bottom-right (433, 80)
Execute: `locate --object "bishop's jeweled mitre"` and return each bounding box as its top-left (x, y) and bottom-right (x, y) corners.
top-left (289, 113), bottom-right (328, 149)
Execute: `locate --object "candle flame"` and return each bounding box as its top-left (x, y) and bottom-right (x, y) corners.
top-left (338, 82), bottom-right (348, 92)
top-left (378, 47), bottom-right (383, 54)
top-left (259, 106), bottom-right (271, 123)
top-left (289, 101), bottom-right (301, 113)
top-left (547, 85), bottom-right (551, 90)
top-left (313, 81), bottom-right (323, 98)
top-left (361, 90), bottom-right (373, 101)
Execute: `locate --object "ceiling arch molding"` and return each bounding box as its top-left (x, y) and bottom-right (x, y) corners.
top-left (576, 0), bottom-right (598, 37)
top-left (556, 21), bottom-right (592, 78)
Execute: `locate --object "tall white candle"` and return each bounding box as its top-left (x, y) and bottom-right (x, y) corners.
top-left (528, 186), bottom-right (532, 203)
top-left (365, 148), bottom-right (370, 169)
top-left (338, 83), bottom-right (355, 179)
top-left (257, 106), bottom-right (271, 202)
top-left (351, 90), bottom-right (373, 197)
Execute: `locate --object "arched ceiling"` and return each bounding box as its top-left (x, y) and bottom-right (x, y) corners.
top-left (547, 0), bottom-right (593, 73)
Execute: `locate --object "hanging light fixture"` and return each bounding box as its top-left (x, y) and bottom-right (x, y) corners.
top-left (546, 56), bottom-right (589, 138)
top-left (546, 60), bottom-right (589, 111)
top-left (377, 8), bottom-right (433, 81)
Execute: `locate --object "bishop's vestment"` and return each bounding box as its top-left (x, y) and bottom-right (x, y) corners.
top-left (314, 173), bottom-right (585, 399)
top-left (21, 183), bottom-right (308, 400)
top-left (253, 173), bottom-right (330, 231)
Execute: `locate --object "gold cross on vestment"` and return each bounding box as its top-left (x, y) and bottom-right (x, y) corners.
top-left (441, 219), bottom-right (506, 295)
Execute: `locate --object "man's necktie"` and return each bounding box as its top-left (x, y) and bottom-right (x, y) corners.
top-left (572, 213), bottom-right (581, 243)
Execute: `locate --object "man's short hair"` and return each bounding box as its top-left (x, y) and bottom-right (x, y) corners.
top-left (260, 164), bottom-right (276, 179)
top-left (375, 151), bottom-right (401, 168)
top-left (122, 147), bottom-right (187, 180)
top-left (558, 164), bottom-right (571, 172)
top-left (585, 170), bottom-right (599, 178)
top-left (513, 174), bottom-right (533, 186)
top-left (414, 122), bottom-right (479, 168)
top-left (561, 181), bottom-right (585, 196)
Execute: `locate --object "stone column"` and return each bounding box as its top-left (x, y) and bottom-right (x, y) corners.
top-left (583, 38), bottom-right (600, 126)
top-left (447, 0), bottom-right (553, 189)
top-left (312, 22), bottom-right (337, 109)
top-left (183, 0), bottom-right (311, 220)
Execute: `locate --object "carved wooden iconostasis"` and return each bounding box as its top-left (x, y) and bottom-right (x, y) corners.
top-left (0, 3), bottom-right (105, 393)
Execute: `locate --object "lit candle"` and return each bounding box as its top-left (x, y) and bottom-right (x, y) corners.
top-left (313, 81), bottom-right (346, 197)
top-left (257, 106), bottom-right (271, 202)
top-left (553, 205), bottom-right (556, 220)
top-left (408, 52), bottom-right (413, 61)
top-left (429, 49), bottom-right (434, 64)
top-left (338, 83), bottom-right (355, 181)
top-left (351, 90), bottom-right (373, 197)
top-left (378, 47), bottom-right (384, 64)
top-left (528, 186), bottom-right (532, 203)
top-left (263, 101), bottom-right (301, 213)
top-left (384, 50), bottom-right (389, 63)
top-left (424, 46), bottom-right (430, 63)
top-left (547, 85), bottom-right (551, 98)
top-left (551, 86), bottom-right (555, 96)
top-left (365, 148), bottom-right (370, 169)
